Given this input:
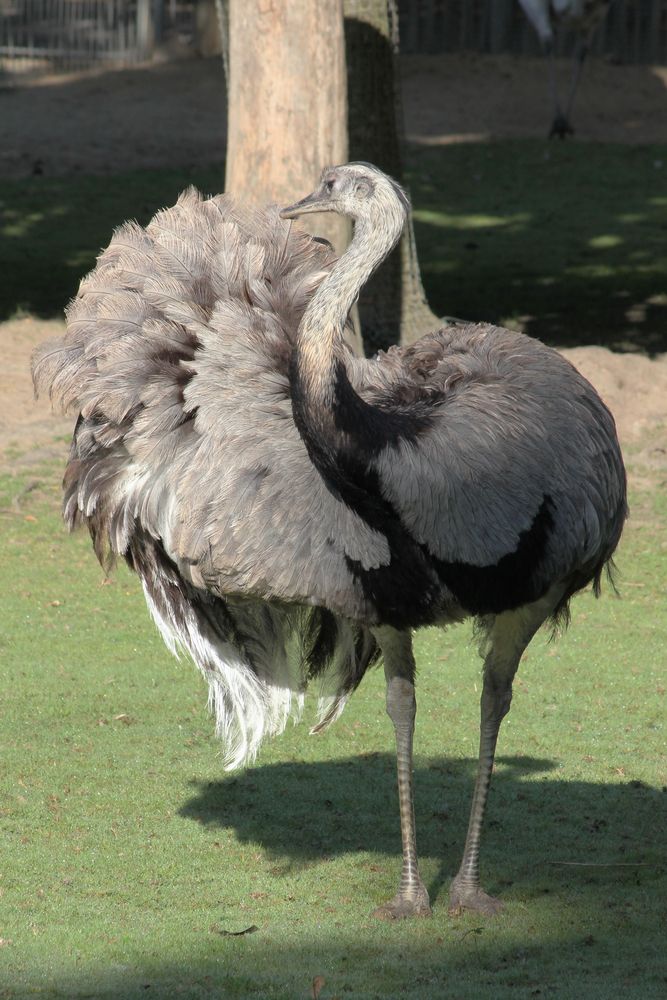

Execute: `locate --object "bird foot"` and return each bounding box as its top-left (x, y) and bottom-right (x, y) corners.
top-left (448, 877), bottom-right (504, 917)
top-left (549, 114), bottom-right (575, 140)
top-left (371, 884), bottom-right (432, 921)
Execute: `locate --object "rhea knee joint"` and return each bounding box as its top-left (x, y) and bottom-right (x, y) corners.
top-left (386, 676), bottom-right (416, 728)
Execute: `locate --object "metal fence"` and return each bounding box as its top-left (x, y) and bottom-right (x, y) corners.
top-left (1, 1), bottom-right (666, 77)
top-left (398, 0), bottom-right (667, 64)
top-left (0, 0), bottom-right (195, 74)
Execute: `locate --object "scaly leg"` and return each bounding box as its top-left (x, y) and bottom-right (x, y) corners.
top-left (449, 590), bottom-right (561, 916)
top-left (372, 627), bottom-right (431, 920)
top-left (448, 655), bottom-right (516, 916)
top-left (562, 31), bottom-right (595, 131)
top-left (548, 45), bottom-right (574, 139)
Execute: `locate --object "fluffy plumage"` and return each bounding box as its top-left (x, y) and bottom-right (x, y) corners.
top-left (33, 164), bottom-right (626, 917)
top-left (33, 188), bottom-right (383, 767)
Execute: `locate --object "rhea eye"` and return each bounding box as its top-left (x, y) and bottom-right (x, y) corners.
top-left (325, 178), bottom-right (335, 192)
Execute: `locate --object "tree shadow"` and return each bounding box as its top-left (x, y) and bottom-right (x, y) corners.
top-left (407, 138), bottom-right (667, 356)
top-left (0, 165), bottom-right (226, 322)
top-left (3, 51), bottom-right (667, 356)
top-left (0, 55), bottom-right (227, 321)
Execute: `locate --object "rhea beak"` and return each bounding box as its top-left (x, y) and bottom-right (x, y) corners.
top-left (280, 189), bottom-right (328, 220)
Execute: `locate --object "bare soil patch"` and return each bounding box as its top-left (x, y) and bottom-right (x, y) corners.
top-left (5, 317), bottom-right (666, 487)
top-left (1, 318), bottom-right (72, 468)
top-left (1, 52), bottom-right (666, 179)
top-left (401, 52), bottom-right (667, 146)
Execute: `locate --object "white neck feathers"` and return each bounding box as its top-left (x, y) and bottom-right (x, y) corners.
top-left (294, 192), bottom-right (406, 404)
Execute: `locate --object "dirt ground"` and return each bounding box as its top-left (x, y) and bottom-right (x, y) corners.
top-left (2, 52), bottom-right (667, 479)
top-left (2, 51), bottom-right (667, 177)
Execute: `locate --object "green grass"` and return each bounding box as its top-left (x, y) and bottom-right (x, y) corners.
top-left (3, 141), bottom-right (667, 354)
top-left (407, 140), bottom-right (667, 354)
top-left (1, 462), bottom-right (665, 1000)
top-left (2, 139), bottom-right (666, 996)
top-left (0, 166), bottom-right (224, 322)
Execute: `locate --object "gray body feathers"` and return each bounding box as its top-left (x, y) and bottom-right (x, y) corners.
top-left (32, 184), bottom-right (626, 769)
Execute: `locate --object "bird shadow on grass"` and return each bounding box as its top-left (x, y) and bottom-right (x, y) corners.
top-left (179, 752), bottom-right (665, 908)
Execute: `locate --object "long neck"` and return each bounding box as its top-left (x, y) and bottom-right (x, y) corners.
top-left (294, 206), bottom-right (403, 410)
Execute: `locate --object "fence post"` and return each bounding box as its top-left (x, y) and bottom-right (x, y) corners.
top-left (647, 0), bottom-right (661, 63)
top-left (488, 0), bottom-right (513, 53)
top-left (137, 0), bottom-right (155, 59)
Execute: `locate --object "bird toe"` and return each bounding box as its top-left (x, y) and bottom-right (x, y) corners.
top-left (371, 887), bottom-right (432, 920)
top-left (448, 879), bottom-right (504, 917)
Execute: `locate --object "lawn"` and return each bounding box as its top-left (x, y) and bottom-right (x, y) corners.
top-left (0, 459), bottom-right (665, 999)
top-left (2, 140), bottom-right (667, 355)
top-left (410, 140), bottom-right (667, 355)
top-left (1, 139), bottom-right (666, 998)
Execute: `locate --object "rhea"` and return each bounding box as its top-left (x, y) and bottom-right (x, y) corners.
top-left (518, 0), bottom-right (612, 138)
top-left (33, 162), bottom-right (626, 919)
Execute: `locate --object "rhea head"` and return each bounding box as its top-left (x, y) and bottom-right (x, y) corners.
top-left (280, 162), bottom-right (411, 232)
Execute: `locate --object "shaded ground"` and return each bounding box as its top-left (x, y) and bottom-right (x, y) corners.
top-left (2, 52), bottom-right (667, 177)
top-left (0, 53), bottom-right (226, 178)
top-left (1, 52), bottom-right (666, 479)
top-left (401, 52), bottom-right (667, 146)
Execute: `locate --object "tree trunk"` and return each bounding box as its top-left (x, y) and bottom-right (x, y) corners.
top-left (344, 0), bottom-right (440, 349)
top-left (137, 0), bottom-right (155, 60)
top-left (224, 0), bottom-right (438, 353)
top-left (225, 0), bottom-right (361, 352)
top-left (225, 0), bottom-right (349, 257)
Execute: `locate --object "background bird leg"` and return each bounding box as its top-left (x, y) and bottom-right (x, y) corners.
top-left (562, 33), bottom-right (592, 132)
top-left (548, 42), bottom-right (574, 138)
top-left (371, 627), bottom-right (431, 920)
top-left (449, 590), bottom-right (561, 916)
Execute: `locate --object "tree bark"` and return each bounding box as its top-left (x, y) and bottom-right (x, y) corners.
top-left (224, 0), bottom-right (438, 353)
top-left (344, 0), bottom-right (440, 348)
top-left (225, 0), bottom-right (362, 352)
top-left (225, 0), bottom-right (349, 258)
